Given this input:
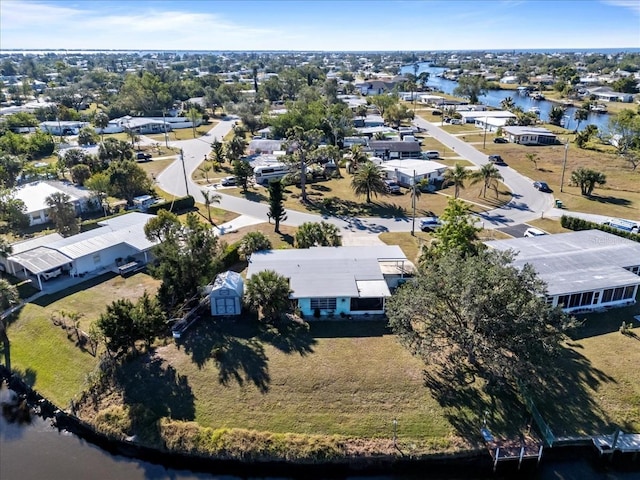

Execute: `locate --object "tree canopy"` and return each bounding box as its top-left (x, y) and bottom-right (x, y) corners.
top-left (387, 249), bottom-right (571, 390)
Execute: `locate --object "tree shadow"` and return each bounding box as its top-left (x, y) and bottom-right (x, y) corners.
top-left (114, 355), bottom-right (195, 445)
top-left (310, 184), bottom-right (331, 192)
top-left (242, 190), bottom-right (267, 203)
top-left (179, 318), bottom-right (272, 393)
top-left (257, 318), bottom-right (317, 356)
top-left (421, 344), bottom-right (618, 442)
top-left (586, 194), bottom-right (632, 207)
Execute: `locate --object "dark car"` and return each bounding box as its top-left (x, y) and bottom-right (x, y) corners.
top-left (384, 180), bottom-right (401, 194)
top-left (533, 181), bottom-right (551, 192)
top-left (493, 137), bottom-right (508, 144)
top-left (136, 152), bottom-right (152, 162)
top-left (488, 155), bottom-right (506, 165)
top-left (431, 110), bottom-right (442, 116)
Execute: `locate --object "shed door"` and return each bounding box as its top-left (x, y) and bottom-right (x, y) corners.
top-left (215, 297), bottom-right (237, 315)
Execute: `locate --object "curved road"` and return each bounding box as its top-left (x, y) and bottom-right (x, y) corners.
top-left (156, 116), bottom-right (610, 234)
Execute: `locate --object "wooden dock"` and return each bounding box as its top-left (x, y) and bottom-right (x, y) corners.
top-left (481, 427), bottom-right (544, 472)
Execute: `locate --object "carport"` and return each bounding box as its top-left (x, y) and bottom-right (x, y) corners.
top-left (7, 247), bottom-right (72, 290)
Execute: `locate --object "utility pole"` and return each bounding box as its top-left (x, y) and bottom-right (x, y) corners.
top-left (560, 141), bottom-right (569, 193)
top-left (162, 110), bottom-right (169, 148)
top-left (180, 148), bottom-right (190, 196)
top-left (411, 170), bottom-right (417, 236)
top-left (483, 116), bottom-right (488, 149)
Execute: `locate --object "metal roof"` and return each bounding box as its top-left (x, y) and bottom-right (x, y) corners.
top-left (10, 233), bottom-right (64, 255)
top-left (247, 246), bottom-right (406, 299)
top-left (486, 230), bottom-right (640, 296)
top-left (8, 246), bottom-right (71, 274)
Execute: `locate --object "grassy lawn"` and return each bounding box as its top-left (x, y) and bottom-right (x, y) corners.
top-left (215, 222), bottom-right (297, 250)
top-left (483, 141), bottom-right (640, 220)
top-left (154, 188), bottom-right (240, 226)
top-left (3, 272), bottom-right (161, 408)
top-left (223, 175), bottom-right (511, 219)
top-left (525, 218), bottom-right (573, 234)
top-left (139, 157), bottom-right (176, 180)
top-left (146, 123), bottom-right (218, 142)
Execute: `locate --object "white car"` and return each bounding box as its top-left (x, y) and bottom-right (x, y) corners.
top-left (420, 216), bottom-right (443, 232)
top-left (220, 176), bottom-right (236, 186)
top-left (524, 228), bottom-right (547, 237)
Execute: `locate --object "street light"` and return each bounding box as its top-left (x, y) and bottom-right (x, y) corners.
top-left (560, 140), bottom-right (569, 193)
top-left (483, 116), bottom-right (488, 149)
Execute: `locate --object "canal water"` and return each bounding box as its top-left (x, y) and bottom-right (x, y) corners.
top-left (1, 409), bottom-right (638, 480)
top-left (399, 64), bottom-right (612, 133)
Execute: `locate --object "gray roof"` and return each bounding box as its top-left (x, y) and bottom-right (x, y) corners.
top-left (486, 230), bottom-right (640, 296)
top-left (8, 212), bottom-right (157, 272)
top-left (211, 270), bottom-right (244, 296)
top-left (10, 233), bottom-right (64, 255)
top-left (503, 126), bottom-right (556, 137)
top-left (369, 141), bottom-right (421, 153)
top-left (247, 246), bottom-right (407, 299)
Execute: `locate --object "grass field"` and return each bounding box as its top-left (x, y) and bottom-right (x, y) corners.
top-left (3, 272), bottom-right (160, 408)
top-left (146, 122), bottom-right (218, 142)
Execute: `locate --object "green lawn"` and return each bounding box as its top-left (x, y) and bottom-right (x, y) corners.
top-left (3, 272), bottom-right (161, 407)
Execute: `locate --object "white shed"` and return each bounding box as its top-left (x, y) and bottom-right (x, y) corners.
top-left (210, 271), bottom-right (244, 316)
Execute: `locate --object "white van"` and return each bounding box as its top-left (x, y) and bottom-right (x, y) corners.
top-left (254, 163), bottom-right (291, 185)
top-left (422, 151), bottom-right (440, 159)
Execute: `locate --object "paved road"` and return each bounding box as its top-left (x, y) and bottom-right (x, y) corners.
top-left (156, 116), bottom-right (618, 234)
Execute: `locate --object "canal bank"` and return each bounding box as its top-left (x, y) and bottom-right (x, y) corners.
top-left (2, 367), bottom-right (639, 479)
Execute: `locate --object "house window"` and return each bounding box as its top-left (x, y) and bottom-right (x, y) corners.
top-left (613, 287), bottom-right (625, 302)
top-left (602, 289), bottom-right (613, 303)
top-left (310, 298), bottom-right (337, 311)
top-left (593, 291), bottom-right (600, 304)
top-left (350, 297), bottom-right (384, 311)
top-left (557, 295), bottom-right (568, 308)
top-left (623, 286), bottom-right (635, 299)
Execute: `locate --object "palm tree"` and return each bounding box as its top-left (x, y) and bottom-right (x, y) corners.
top-left (244, 270), bottom-right (292, 322)
top-left (470, 163), bottom-right (503, 197)
top-left (574, 108), bottom-right (589, 132)
top-left (45, 191), bottom-right (79, 236)
top-left (295, 221), bottom-right (342, 248)
top-left (198, 162), bottom-right (212, 183)
top-left (0, 278), bottom-right (19, 312)
top-left (443, 163), bottom-right (470, 199)
top-left (571, 168), bottom-right (606, 196)
top-left (94, 110), bottom-right (109, 144)
top-left (348, 144), bottom-right (369, 173)
top-left (500, 96), bottom-right (515, 112)
top-left (200, 189), bottom-right (221, 226)
top-left (351, 161), bottom-right (387, 203)
top-left (238, 232), bottom-right (272, 261)
top-left (525, 152), bottom-right (540, 170)
top-left (549, 106), bottom-right (565, 127)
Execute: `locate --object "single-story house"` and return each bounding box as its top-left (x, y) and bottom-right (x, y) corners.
top-left (380, 159), bottom-right (448, 187)
top-left (367, 140), bottom-right (422, 160)
top-left (355, 80), bottom-right (397, 96)
top-left (502, 126), bottom-right (557, 145)
top-left (485, 230), bottom-right (640, 313)
top-left (246, 246), bottom-right (414, 317)
top-left (353, 115), bottom-right (385, 128)
top-left (587, 87), bottom-right (635, 103)
top-left (39, 121), bottom-right (89, 136)
top-left (459, 110), bottom-right (516, 126)
top-left (209, 271), bottom-right (244, 316)
top-left (248, 139), bottom-right (285, 155)
top-left (4, 212), bottom-right (158, 290)
top-left (110, 116), bottom-right (172, 135)
top-left (12, 180), bottom-right (100, 226)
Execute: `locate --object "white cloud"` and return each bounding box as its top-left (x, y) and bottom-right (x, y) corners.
top-left (0, 0), bottom-right (85, 28)
top-left (603, 0), bottom-right (640, 15)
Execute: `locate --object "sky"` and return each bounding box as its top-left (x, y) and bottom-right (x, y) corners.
top-left (1, 0), bottom-right (639, 52)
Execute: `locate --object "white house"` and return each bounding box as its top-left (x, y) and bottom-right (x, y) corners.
top-left (12, 181), bottom-right (99, 226)
top-left (459, 110), bottom-right (516, 127)
top-left (587, 87), bottom-right (635, 103)
top-left (502, 126), bottom-right (557, 145)
top-left (5, 212), bottom-right (158, 290)
top-left (39, 121), bottom-right (89, 136)
top-left (486, 230), bottom-right (640, 313)
top-left (246, 246), bottom-right (413, 317)
top-left (380, 159), bottom-right (448, 187)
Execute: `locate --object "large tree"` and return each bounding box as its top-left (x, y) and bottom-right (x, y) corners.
top-left (105, 160), bottom-right (153, 204)
top-left (453, 75), bottom-right (489, 104)
top-left (267, 179), bottom-right (287, 233)
top-left (423, 198), bottom-right (481, 261)
top-left (350, 161), bottom-right (387, 203)
top-left (238, 232), bottom-right (272, 261)
top-left (233, 159), bottom-right (254, 193)
top-left (45, 192), bottom-right (79, 237)
top-left (283, 126), bottom-right (322, 203)
top-left (245, 270), bottom-right (292, 322)
top-left (294, 221), bottom-right (342, 248)
top-left (387, 249), bottom-right (571, 390)
top-left (608, 109), bottom-right (640, 155)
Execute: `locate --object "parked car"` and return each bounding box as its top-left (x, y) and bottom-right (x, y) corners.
top-left (422, 150), bottom-right (440, 159)
top-left (524, 227), bottom-right (547, 237)
top-left (533, 181), bottom-right (551, 192)
top-left (136, 151), bottom-right (152, 162)
top-left (493, 137), bottom-right (508, 144)
top-left (488, 155), bottom-right (506, 165)
top-left (419, 216), bottom-right (443, 232)
top-left (220, 176), bottom-right (236, 186)
top-left (384, 180), bottom-right (401, 194)
top-left (42, 267), bottom-right (62, 280)
top-left (431, 110), bottom-right (442, 116)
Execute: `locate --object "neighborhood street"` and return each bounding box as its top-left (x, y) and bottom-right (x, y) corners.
top-left (156, 116), bottom-right (609, 235)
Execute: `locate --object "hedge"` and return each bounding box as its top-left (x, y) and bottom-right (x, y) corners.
top-left (147, 195), bottom-right (195, 215)
top-left (560, 215), bottom-right (640, 242)
top-left (219, 241), bottom-right (241, 269)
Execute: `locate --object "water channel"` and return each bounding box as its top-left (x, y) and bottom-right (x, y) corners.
top-left (399, 64), bottom-right (612, 133)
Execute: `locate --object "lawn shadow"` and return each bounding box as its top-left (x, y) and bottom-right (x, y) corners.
top-left (115, 355), bottom-right (196, 445)
top-left (586, 194), bottom-right (632, 207)
top-left (31, 273), bottom-right (116, 308)
top-left (422, 344), bottom-right (618, 441)
top-left (257, 318), bottom-right (317, 356)
top-left (310, 184), bottom-right (331, 192)
top-left (179, 318), bottom-right (271, 392)
top-left (310, 320), bottom-right (389, 338)
top-left (242, 190), bottom-right (267, 203)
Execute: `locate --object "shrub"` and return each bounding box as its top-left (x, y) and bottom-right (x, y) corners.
top-left (561, 215), bottom-right (640, 242)
top-left (147, 195), bottom-right (195, 214)
top-left (219, 241), bottom-right (241, 269)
